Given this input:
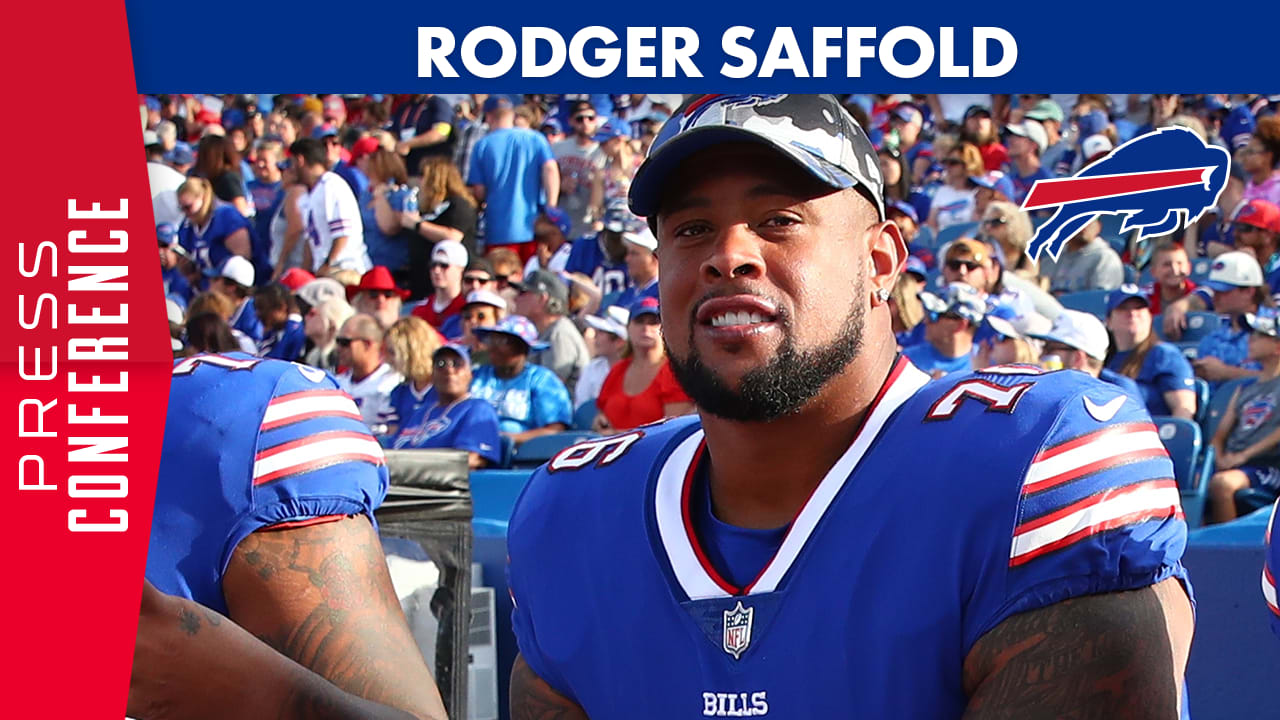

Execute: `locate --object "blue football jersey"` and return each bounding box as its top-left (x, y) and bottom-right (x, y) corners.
top-left (508, 358), bottom-right (1190, 717)
top-left (564, 235), bottom-right (629, 297)
top-left (178, 203), bottom-right (254, 276)
top-left (147, 353), bottom-right (389, 614)
top-left (1265, 501), bottom-right (1280, 638)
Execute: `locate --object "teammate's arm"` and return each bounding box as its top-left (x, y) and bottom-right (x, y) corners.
top-left (509, 654), bottom-right (589, 720)
top-left (961, 577), bottom-right (1192, 720)
top-left (130, 580), bottom-right (419, 720)
top-left (221, 514), bottom-right (447, 720)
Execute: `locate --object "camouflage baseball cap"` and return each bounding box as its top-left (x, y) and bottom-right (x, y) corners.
top-left (628, 94), bottom-right (885, 220)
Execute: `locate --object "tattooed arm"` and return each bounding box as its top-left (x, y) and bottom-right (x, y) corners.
top-left (219, 514), bottom-right (447, 720)
top-left (962, 577), bottom-right (1194, 719)
top-left (129, 580), bottom-right (417, 720)
top-left (510, 654), bottom-right (589, 720)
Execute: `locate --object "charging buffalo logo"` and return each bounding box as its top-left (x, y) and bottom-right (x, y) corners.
top-left (1022, 127), bottom-right (1230, 261)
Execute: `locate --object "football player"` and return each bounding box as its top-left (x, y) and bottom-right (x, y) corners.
top-left (132, 353), bottom-right (445, 719)
top-left (507, 95), bottom-right (1194, 718)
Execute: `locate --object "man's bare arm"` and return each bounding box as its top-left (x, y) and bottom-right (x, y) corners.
top-left (222, 514), bottom-right (447, 720)
top-left (130, 580), bottom-right (418, 720)
top-left (510, 654), bottom-right (589, 720)
top-left (962, 577), bottom-right (1192, 720)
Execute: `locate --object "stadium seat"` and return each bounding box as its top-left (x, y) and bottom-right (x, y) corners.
top-left (1154, 416), bottom-right (1211, 528)
top-left (1123, 264), bottom-right (1138, 284)
top-left (1057, 289), bottom-right (1111, 318)
top-left (912, 226), bottom-right (936, 250)
top-left (1189, 257), bottom-right (1213, 282)
top-left (1201, 376), bottom-right (1257, 441)
top-left (1155, 311), bottom-right (1221, 343)
top-left (511, 431), bottom-right (600, 468)
top-left (934, 221), bottom-right (979, 249)
top-left (1138, 266), bottom-right (1154, 286)
top-left (1193, 378), bottom-right (1210, 425)
top-left (1234, 488), bottom-right (1277, 517)
top-left (573, 401), bottom-right (598, 431)
top-left (469, 469), bottom-right (533, 524)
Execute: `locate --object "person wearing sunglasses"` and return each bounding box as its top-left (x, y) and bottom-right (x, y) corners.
top-left (390, 345), bottom-right (502, 469)
top-left (411, 240), bottom-right (469, 332)
top-left (553, 100), bottom-right (605, 239)
top-left (334, 313), bottom-right (403, 433)
top-left (904, 283), bottom-right (986, 378)
top-left (470, 315), bottom-right (573, 446)
top-left (925, 142), bottom-right (982, 232)
top-left (457, 289), bottom-right (507, 363)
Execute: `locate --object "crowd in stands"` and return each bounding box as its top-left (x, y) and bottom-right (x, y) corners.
top-left (147, 92), bottom-right (1280, 522)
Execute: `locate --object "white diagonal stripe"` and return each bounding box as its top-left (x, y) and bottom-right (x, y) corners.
top-left (1264, 569), bottom-right (1278, 611)
top-left (653, 431), bottom-right (727, 600)
top-left (253, 435), bottom-right (384, 481)
top-left (1011, 484), bottom-right (1180, 560)
top-left (262, 393), bottom-right (360, 426)
top-left (1024, 430), bottom-right (1164, 489)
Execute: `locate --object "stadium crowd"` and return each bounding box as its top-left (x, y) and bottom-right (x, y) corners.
top-left (147, 92), bottom-right (1280, 523)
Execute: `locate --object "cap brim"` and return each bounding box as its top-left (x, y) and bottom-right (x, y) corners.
top-left (629, 125), bottom-right (880, 219)
top-left (583, 314), bottom-right (626, 338)
top-left (1205, 280), bottom-right (1242, 292)
top-left (472, 327), bottom-right (549, 352)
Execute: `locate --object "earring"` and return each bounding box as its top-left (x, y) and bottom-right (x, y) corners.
top-left (875, 287), bottom-right (891, 304)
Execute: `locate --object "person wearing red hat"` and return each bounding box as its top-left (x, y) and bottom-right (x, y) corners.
top-left (277, 267), bottom-right (315, 291)
top-left (348, 266), bottom-right (410, 330)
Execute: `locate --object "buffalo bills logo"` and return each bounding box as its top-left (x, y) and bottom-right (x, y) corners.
top-left (1022, 127), bottom-right (1230, 261)
top-left (1241, 398), bottom-right (1275, 432)
top-left (651, 94), bottom-right (787, 150)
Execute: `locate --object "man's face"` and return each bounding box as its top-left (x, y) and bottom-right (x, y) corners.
top-left (1214, 285), bottom-right (1254, 314)
top-left (431, 260), bottom-right (460, 290)
top-left (337, 320), bottom-right (377, 368)
top-left (484, 333), bottom-right (526, 366)
top-left (462, 268), bottom-right (495, 294)
top-left (432, 351), bottom-right (472, 397)
top-left (325, 137), bottom-right (343, 164)
top-left (1152, 248), bottom-right (1190, 290)
top-left (1007, 134), bottom-right (1035, 159)
top-left (514, 289), bottom-right (543, 317)
top-left (1042, 342), bottom-right (1093, 375)
top-left (254, 147), bottom-right (279, 181)
top-left (295, 161), bottom-right (322, 188)
top-left (942, 252), bottom-right (991, 292)
top-left (570, 107), bottom-right (598, 139)
top-left (655, 144), bottom-right (882, 422)
top-left (624, 242), bottom-right (657, 281)
top-left (965, 115), bottom-right (992, 140)
top-left (1248, 332), bottom-right (1280, 362)
top-left (357, 289), bottom-right (400, 317)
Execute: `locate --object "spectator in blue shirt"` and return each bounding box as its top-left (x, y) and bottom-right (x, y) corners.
top-left (206, 255), bottom-right (263, 346)
top-left (253, 283), bottom-right (306, 361)
top-left (355, 145), bottom-right (417, 277)
top-left (564, 203), bottom-right (633, 297)
top-left (158, 223), bottom-right (192, 308)
top-left (383, 315), bottom-right (444, 437)
top-left (1003, 119), bottom-right (1053, 205)
top-left (1030, 309), bottom-right (1145, 403)
top-left (470, 315), bottom-right (573, 445)
top-left (392, 345), bottom-right (503, 469)
top-left (246, 137), bottom-right (286, 257)
top-left (903, 283), bottom-right (985, 378)
top-left (1104, 285), bottom-right (1197, 419)
top-left (467, 97), bottom-right (560, 258)
top-left (1194, 251), bottom-right (1268, 388)
top-left (176, 177), bottom-right (253, 280)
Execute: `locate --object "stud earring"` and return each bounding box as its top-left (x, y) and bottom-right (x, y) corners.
top-left (875, 287), bottom-right (891, 303)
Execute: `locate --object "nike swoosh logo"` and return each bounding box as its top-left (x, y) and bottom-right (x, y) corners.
top-left (1083, 395), bottom-right (1127, 422)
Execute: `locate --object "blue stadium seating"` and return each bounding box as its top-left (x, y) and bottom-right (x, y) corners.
top-left (1057, 289), bottom-right (1112, 318)
top-left (1189, 257), bottom-right (1213, 283)
top-left (511, 431), bottom-right (600, 468)
top-left (1154, 311), bottom-right (1221, 343)
top-left (1154, 416), bottom-right (1212, 528)
top-left (1193, 378), bottom-right (1210, 425)
top-left (1201, 377), bottom-right (1257, 441)
top-left (469, 469), bottom-right (532, 524)
top-left (911, 225), bottom-right (936, 250)
top-left (573, 401), bottom-right (598, 431)
top-left (934, 221), bottom-right (979, 249)
top-left (1123, 264), bottom-right (1138, 284)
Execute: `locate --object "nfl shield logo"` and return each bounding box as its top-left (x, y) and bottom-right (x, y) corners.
top-left (722, 600), bottom-right (754, 660)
